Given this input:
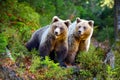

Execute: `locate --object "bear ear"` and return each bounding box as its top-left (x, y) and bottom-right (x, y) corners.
top-left (76, 17), bottom-right (81, 23)
top-left (64, 20), bottom-right (71, 28)
top-left (52, 16), bottom-right (59, 23)
top-left (88, 20), bottom-right (94, 27)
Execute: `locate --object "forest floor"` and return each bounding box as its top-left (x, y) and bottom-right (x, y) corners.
top-left (0, 38), bottom-right (112, 80)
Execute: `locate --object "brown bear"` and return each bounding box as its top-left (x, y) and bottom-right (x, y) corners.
top-left (65, 17), bottom-right (94, 66)
top-left (25, 16), bottom-right (71, 67)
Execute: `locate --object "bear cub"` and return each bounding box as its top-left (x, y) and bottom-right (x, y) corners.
top-left (65, 17), bottom-right (94, 66)
top-left (26, 16), bottom-right (71, 67)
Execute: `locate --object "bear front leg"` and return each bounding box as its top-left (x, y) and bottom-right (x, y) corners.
top-left (55, 45), bottom-right (68, 67)
top-left (65, 52), bottom-right (77, 66)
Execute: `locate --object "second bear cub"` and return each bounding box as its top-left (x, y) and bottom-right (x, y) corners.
top-left (65, 17), bottom-right (94, 66)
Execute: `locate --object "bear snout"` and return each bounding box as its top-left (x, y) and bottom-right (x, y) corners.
top-left (78, 30), bottom-right (81, 34)
top-left (54, 31), bottom-right (58, 35)
top-left (54, 28), bottom-right (60, 36)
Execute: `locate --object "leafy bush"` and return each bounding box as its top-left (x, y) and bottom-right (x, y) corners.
top-left (0, 0), bottom-right (40, 60)
top-left (0, 33), bottom-right (7, 53)
top-left (76, 45), bottom-right (105, 79)
top-left (94, 26), bottom-right (114, 44)
top-left (112, 41), bottom-right (120, 79)
top-left (30, 55), bottom-right (73, 80)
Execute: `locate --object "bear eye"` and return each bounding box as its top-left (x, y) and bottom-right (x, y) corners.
top-left (60, 27), bottom-right (63, 30)
top-left (83, 26), bottom-right (86, 30)
top-left (54, 26), bottom-right (57, 28)
top-left (78, 26), bottom-right (81, 28)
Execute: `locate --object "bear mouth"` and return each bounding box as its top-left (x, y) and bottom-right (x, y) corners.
top-left (54, 34), bottom-right (63, 39)
top-left (55, 34), bottom-right (60, 38)
top-left (78, 32), bottom-right (82, 36)
top-left (54, 33), bottom-right (60, 37)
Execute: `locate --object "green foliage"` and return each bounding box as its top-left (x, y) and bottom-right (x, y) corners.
top-left (18, 0), bottom-right (56, 26)
top-left (0, 33), bottom-right (7, 53)
top-left (79, 69), bottom-right (92, 78)
top-left (113, 42), bottom-right (120, 79)
top-left (101, 0), bottom-right (114, 8)
top-left (106, 65), bottom-right (116, 80)
top-left (75, 44), bottom-right (120, 80)
top-left (0, 0), bottom-right (40, 60)
top-left (30, 55), bottom-right (73, 80)
top-left (14, 2), bottom-right (40, 24)
top-left (95, 26), bottom-right (114, 43)
top-left (30, 54), bottom-right (41, 73)
top-left (76, 45), bottom-right (104, 79)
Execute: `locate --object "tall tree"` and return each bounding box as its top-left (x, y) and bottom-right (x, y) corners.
top-left (114, 0), bottom-right (120, 41)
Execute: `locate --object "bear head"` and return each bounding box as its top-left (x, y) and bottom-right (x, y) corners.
top-left (75, 17), bottom-right (94, 40)
top-left (50, 16), bottom-right (71, 39)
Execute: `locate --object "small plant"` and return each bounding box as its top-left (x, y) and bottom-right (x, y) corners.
top-left (95, 26), bottom-right (114, 44)
top-left (30, 55), bottom-right (73, 80)
top-left (0, 33), bottom-right (7, 53)
top-left (76, 44), bottom-right (104, 79)
top-left (106, 65), bottom-right (116, 80)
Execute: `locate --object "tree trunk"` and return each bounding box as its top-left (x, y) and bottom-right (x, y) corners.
top-left (114, 0), bottom-right (120, 41)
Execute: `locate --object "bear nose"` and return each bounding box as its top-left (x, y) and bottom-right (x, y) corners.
top-left (55, 32), bottom-right (58, 35)
top-left (78, 31), bottom-right (81, 34)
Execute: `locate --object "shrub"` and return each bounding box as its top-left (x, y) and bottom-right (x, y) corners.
top-left (95, 26), bottom-right (114, 44)
top-left (0, 1), bottom-right (40, 60)
top-left (0, 33), bottom-right (7, 53)
top-left (76, 45), bottom-right (104, 79)
top-left (30, 55), bottom-right (73, 80)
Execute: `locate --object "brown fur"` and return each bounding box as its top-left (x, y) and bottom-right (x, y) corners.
top-left (65, 18), bottom-right (94, 66)
top-left (39, 16), bottom-right (71, 67)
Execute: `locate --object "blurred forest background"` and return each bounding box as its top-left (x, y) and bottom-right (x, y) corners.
top-left (0, 0), bottom-right (120, 80)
